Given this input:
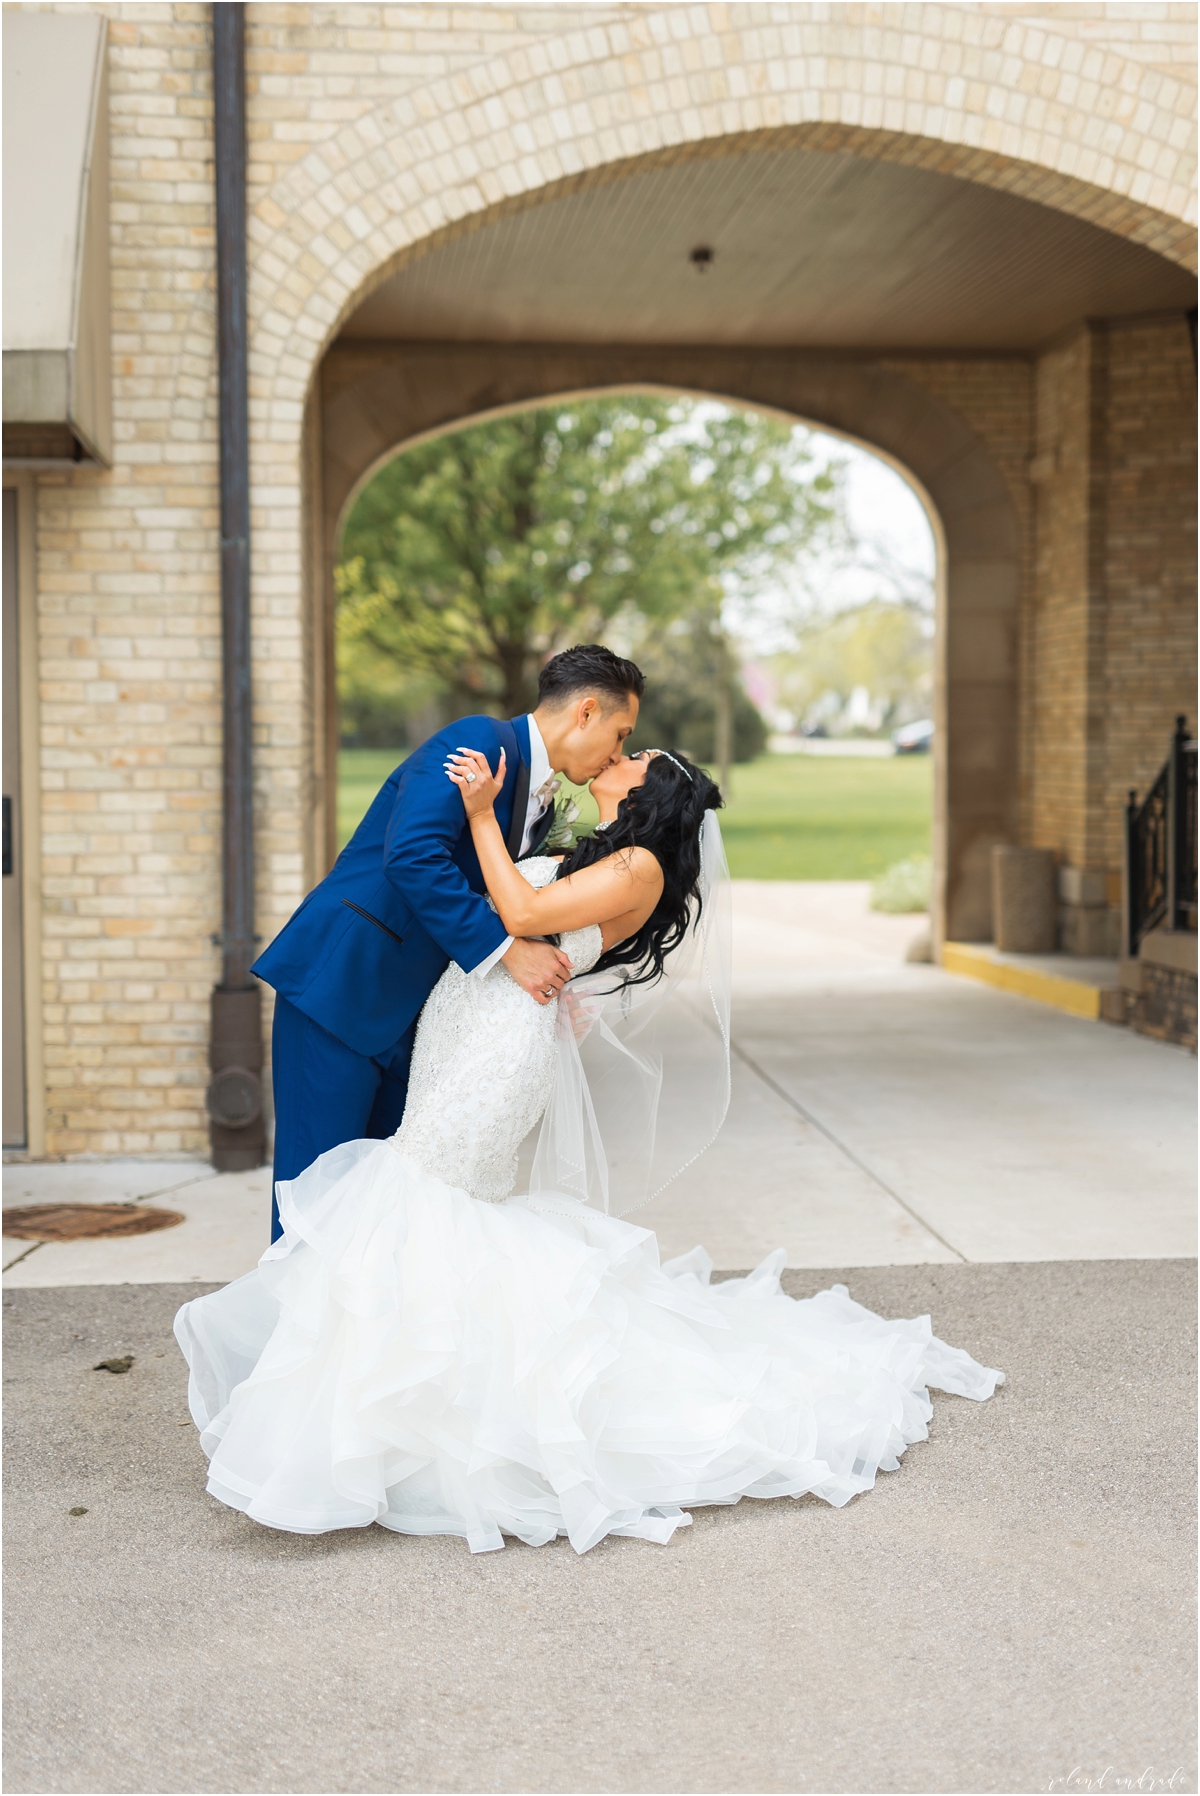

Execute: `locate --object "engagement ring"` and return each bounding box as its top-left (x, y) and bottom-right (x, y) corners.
top-left (465, 772), bottom-right (476, 783)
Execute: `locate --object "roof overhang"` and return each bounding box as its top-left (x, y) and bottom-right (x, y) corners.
top-left (3, 10), bottom-right (111, 467)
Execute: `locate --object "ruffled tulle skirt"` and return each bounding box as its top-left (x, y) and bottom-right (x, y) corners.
top-left (174, 1139), bottom-right (1003, 1555)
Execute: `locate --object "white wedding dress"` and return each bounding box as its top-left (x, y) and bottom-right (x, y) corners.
top-left (176, 857), bottom-right (1002, 1555)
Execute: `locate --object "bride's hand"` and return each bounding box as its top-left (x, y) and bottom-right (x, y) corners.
top-left (561, 986), bottom-right (602, 1042)
top-left (445, 745), bottom-right (506, 817)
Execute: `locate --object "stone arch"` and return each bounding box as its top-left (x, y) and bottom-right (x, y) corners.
top-left (228, 4), bottom-right (1193, 952)
top-left (280, 129), bottom-right (1196, 375)
top-left (238, 2), bottom-right (1196, 425)
top-left (313, 342), bottom-right (1022, 946)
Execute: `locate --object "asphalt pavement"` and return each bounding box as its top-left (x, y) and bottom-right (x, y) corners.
top-left (4, 1259), bottom-right (1195, 1796)
top-left (5, 885), bottom-right (1195, 1793)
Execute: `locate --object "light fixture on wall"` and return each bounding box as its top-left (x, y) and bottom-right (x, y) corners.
top-left (689, 245), bottom-right (715, 273)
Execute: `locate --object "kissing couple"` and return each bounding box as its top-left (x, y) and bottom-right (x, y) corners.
top-left (176, 643), bottom-right (1001, 1555)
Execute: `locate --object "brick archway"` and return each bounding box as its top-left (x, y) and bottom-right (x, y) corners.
top-left (312, 343), bottom-right (1024, 947)
top-left (14, 2), bottom-right (1193, 1157)
top-left (227, 5), bottom-right (1194, 962)
top-left (244, 5), bottom-right (1196, 408)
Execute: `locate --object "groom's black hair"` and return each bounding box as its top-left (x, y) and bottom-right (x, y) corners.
top-left (538, 644), bottom-right (644, 711)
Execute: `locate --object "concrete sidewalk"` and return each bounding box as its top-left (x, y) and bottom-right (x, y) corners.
top-left (6, 883), bottom-right (1194, 1281)
top-left (4, 1262), bottom-right (1194, 1796)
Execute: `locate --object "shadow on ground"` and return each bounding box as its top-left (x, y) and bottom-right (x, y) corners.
top-left (4, 1262), bottom-right (1195, 1795)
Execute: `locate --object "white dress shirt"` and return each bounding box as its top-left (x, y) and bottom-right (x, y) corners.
top-left (473, 714), bottom-right (555, 978)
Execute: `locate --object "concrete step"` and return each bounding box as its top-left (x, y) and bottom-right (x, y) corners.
top-left (942, 941), bottom-right (1118, 1019)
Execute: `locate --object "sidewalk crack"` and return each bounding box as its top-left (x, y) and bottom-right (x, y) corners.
top-left (3, 1242), bottom-right (44, 1274)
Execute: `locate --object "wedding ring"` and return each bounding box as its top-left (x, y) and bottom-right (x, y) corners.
top-left (465, 772), bottom-right (476, 783)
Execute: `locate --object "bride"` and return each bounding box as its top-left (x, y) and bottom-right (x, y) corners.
top-left (176, 745), bottom-right (1002, 1555)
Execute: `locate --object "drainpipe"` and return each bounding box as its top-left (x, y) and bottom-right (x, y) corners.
top-left (206, 1), bottom-right (264, 1171)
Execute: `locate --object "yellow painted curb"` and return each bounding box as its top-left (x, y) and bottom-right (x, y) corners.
top-left (942, 943), bottom-right (1103, 1020)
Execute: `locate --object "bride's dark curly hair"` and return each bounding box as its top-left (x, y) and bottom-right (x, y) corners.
top-left (553, 750), bottom-right (723, 986)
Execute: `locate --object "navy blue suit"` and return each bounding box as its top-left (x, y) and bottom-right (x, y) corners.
top-left (253, 713), bottom-right (533, 1238)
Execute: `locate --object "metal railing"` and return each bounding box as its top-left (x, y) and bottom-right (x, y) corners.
top-left (1125, 716), bottom-right (1198, 956)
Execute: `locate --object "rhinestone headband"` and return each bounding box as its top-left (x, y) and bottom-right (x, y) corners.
top-left (647, 749), bottom-right (693, 781)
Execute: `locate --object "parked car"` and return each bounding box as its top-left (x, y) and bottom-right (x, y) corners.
top-left (892, 718), bottom-right (933, 754)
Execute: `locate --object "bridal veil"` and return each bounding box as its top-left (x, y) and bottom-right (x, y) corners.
top-left (531, 808), bottom-right (732, 1215)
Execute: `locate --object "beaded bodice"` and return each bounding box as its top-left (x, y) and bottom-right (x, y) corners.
top-left (391, 857), bottom-right (602, 1203)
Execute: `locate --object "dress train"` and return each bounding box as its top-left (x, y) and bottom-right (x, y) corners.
top-left (175, 1137), bottom-right (1002, 1555)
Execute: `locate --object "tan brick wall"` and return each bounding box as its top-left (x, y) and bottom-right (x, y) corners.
top-left (1029, 324), bottom-right (1101, 869)
top-left (883, 354), bottom-right (1038, 921)
top-left (8, 2), bottom-right (1196, 1155)
top-left (1101, 315), bottom-right (1198, 859)
top-left (1028, 313), bottom-right (1197, 893)
top-left (33, 3), bottom-right (218, 1156)
top-left (907, 326), bottom-right (1196, 906)
top-left (884, 357), bottom-right (1035, 537)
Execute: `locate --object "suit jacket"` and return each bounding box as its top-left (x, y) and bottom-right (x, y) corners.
top-left (252, 714), bottom-right (534, 1058)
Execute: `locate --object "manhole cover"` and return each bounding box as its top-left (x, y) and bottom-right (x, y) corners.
top-left (1, 1204), bottom-right (186, 1242)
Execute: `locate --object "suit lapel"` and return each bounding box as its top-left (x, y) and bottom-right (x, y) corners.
top-left (525, 802), bottom-right (555, 857)
top-left (506, 759), bottom-right (530, 860)
top-left (504, 714), bottom-right (532, 860)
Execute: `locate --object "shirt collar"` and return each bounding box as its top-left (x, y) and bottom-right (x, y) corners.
top-left (525, 712), bottom-right (551, 794)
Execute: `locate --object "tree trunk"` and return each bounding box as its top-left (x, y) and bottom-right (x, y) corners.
top-left (496, 646), bottom-right (536, 717)
top-left (715, 667), bottom-right (733, 797)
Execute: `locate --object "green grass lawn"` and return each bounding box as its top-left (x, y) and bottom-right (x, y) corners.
top-left (337, 748), bottom-right (408, 849)
top-left (714, 752), bottom-right (931, 879)
top-left (337, 747), bottom-right (931, 878)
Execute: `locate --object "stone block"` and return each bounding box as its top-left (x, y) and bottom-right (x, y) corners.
top-left (1118, 956), bottom-right (1145, 995)
top-left (945, 613), bottom-right (1016, 682)
top-left (992, 845), bottom-right (1057, 952)
top-left (1139, 928), bottom-right (1199, 976)
top-left (1058, 864), bottom-right (1108, 907)
top-left (1060, 901), bottom-right (1121, 958)
top-left (943, 823), bottom-right (1010, 944)
top-left (949, 559), bottom-right (1023, 615)
top-left (1099, 986), bottom-right (1130, 1026)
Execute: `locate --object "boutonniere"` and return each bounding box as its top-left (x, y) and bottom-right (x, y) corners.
top-left (544, 791), bottom-right (582, 850)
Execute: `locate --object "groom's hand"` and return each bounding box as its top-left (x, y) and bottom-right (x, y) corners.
top-left (502, 939), bottom-right (573, 1006)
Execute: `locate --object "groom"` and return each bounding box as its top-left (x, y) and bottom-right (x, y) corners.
top-left (252, 643), bottom-right (644, 1238)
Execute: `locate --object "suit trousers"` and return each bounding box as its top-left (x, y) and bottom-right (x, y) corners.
top-left (269, 993), bottom-right (416, 1241)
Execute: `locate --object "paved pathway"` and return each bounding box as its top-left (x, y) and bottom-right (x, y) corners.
top-left (6, 884), bottom-right (1194, 1282)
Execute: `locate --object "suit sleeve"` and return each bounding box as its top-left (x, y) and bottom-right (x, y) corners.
top-left (382, 719), bottom-right (511, 974)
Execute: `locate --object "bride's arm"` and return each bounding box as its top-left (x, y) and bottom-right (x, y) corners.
top-left (446, 747), bottom-right (663, 937)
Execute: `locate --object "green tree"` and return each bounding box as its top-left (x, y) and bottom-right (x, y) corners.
top-left (629, 614), bottom-right (768, 771)
top-left (771, 599), bottom-right (932, 736)
top-left (335, 396), bottom-right (843, 722)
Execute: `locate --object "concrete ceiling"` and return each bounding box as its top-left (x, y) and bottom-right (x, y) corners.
top-left (340, 146), bottom-right (1197, 352)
